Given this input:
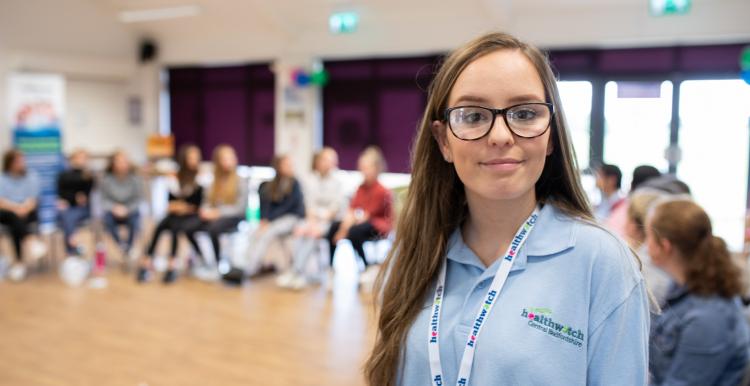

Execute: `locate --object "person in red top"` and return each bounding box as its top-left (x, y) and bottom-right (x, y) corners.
top-left (327, 146), bottom-right (393, 272)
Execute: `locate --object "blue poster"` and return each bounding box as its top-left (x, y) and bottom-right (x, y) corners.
top-left (7, 74), bottom-right (66, 231)
top-left (12, 128), bottom-right (64, 228)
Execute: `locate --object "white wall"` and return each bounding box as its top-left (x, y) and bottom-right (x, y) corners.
top-left (64, 77), bottom-right (147, 162)
top-left (0, 51), bottom-right (157, 163)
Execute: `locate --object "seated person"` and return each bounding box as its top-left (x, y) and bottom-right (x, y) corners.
top-left (278, 147), bottom-right (344, 289)
top-left (137, 144), bottom-right (203, 284)
top-left (0, 149), bottom-right (40, 281)
top-left (100, 150), bottom-right (144, 259)
top-left (326, 146), bottom-right (393, 283)
top-left (647, 199), bottom-right (750, 385)
top-left (57, 149), bottom-right (94, 257)
top-left (244, 154), bottom-right (304, 275)
top-left (624, 188), bottom-right (672, 304)
top-left (184, 145), bottom-right (248, 267)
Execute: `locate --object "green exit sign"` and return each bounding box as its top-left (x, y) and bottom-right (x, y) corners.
top-left (329, 12), bottom-right (359, 34)
top-left (650, 0), bottom-right (691, 16)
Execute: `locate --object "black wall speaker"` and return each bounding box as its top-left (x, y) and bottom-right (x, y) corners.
top-left (139, 39), bottom-right (158, 63)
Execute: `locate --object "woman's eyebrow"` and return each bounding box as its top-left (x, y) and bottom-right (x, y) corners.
top-left (452, 94), bottom-right (490, 105)
top-left (452, 93), bottom-right (546, 106)
top-left (506, 94), bottom-right (546, 104)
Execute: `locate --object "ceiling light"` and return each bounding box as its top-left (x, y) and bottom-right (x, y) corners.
top-left (119, 5), bottom-right (201, 23)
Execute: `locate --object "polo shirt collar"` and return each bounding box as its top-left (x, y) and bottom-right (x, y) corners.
top-left (446, 203), bottom-right (578, 273)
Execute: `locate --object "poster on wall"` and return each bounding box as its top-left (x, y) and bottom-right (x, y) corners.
top-left (7, 73), bottom-right (66, 231)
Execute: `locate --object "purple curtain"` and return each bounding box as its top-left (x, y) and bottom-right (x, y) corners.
top-left (549, 43), bottom-right (749, 77)
top-left (169, 64), bottom-right (275, 165)
top-left (323, 56), bottom-right (439, 172)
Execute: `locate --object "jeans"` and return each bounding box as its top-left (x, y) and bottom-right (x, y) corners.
top-left (58, 206), bottom-right (90, 254)
top-left (103, 210), bottom-right (140, 251)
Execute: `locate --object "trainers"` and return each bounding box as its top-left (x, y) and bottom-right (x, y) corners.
top-left (289, 274), bottom-right (308, 291)
top-left (29, 240), bottom-right (47, 261)
top-left (136, 267), bottom-right (150, 283)
top-left (194, 266), bottom-right (220, 282)
top-left (162, 269), bottom-right (177, 284)
top-left (276, 271), bottom-right (295, 288)
top-left (8, 264), bottom-right (26, 282)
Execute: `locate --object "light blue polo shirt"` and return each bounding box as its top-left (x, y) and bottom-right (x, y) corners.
top-left (0, 172), bottom-right (40, 204)
top-left (398, 203), bottom-right (650, 386)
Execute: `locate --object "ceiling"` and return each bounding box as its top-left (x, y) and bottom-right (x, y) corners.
top-left (1, 0), bottom-right (749, 66)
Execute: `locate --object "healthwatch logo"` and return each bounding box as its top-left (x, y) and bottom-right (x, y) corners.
top-left (521, 308), bottom-right (585, 348)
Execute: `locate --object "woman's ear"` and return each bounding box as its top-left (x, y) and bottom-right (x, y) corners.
top-left (657, 237), bottom-right (673, 257)
top-left (431, 120), bottom-right (453, 163)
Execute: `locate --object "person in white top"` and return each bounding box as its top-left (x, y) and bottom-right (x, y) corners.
top-left (277, 147), bottom-right (344, 289)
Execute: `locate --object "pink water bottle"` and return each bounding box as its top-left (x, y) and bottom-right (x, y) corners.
top-left (94, 242), bottom-right (107, 275)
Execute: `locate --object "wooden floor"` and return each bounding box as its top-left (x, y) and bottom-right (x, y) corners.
top-left (0, 267), bottom-right (376, 386)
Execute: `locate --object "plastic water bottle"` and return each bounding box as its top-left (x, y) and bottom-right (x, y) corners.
top-left (247, 191), bottom-right (261, 227)
top-left (94, 242), bottom-right (107, 275)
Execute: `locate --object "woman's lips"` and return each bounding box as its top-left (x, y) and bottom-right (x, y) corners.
top-left (479, 158), bottom-right (523, 172)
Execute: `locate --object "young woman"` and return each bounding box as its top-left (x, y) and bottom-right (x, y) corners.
top-left (184, 144), bottom-right (248, 265)
top-left (646, 199), bottom-right (749, 385)
top-left (0, 149), bottom-right (40, 281)
top-left (138, 144), bottom-right (203, 284)
top-left (100, 150), bottom-right (144, 259)
top-left (244, 154), bottom-right (304, 275)
top-left (57, 149), bottom-right (94, 257)
top-left (625, 188), bottom-right (672, 304)
top-left (277, 147), bottom-right (344, 289)
top-left (326, 146), bottom-right (393, 282)
top-left (365, 33), bottom-right (649, 386)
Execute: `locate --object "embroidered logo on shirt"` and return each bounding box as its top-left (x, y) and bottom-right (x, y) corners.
top-left (521, 308), bottom-right (585, 347)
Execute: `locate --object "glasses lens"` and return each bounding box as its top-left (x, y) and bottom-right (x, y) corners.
top-left (506, 104), bottom-right (551, 137)
top-left (449, 107), bottom-right (493, 139)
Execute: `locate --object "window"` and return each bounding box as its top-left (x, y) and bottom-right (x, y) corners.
top-left (603, 80), bottom-right (673, 188)
top-left (557, 81), bottom-right (592, 170)
top-left (678, 79), bottom-right (750, 250)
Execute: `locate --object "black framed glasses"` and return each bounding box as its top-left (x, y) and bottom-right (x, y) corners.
top-left (443, 102), bottom-right (554, 141)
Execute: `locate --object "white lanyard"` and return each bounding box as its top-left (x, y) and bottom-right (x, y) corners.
top-left (428, 207), bottom-right (540, 386)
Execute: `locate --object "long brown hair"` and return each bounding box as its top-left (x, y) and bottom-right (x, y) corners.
top-left (365, 32), bottom-right (592, 386)
top-left (105, 149), bottom-right (132, 175)
top-left (176, 144), bottom-right (201, 191)
top-left (649, 199), bottom-right (743, 298)
top-left (264, 155), bottom-right (293, 202)
top-left (208, 145), bottom-right (239, 206)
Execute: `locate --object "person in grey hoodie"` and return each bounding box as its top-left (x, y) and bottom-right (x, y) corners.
top-left (100, 150), bottom-right (144, 257)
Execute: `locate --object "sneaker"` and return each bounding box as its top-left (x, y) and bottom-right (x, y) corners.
top-left (276, 271), bottom-right (295, 288)
top-left (162, 269), bottom-right (177, 284)
top-left (194, 266), bottom-right (220, 282)
top-left (28, 240), bottom-right (47, 261)
top-left (136, 267), bottom-right (150, 283)
top-left (8, 264), bottom-right (26, 282)
top-left (128, 247), bottom-right (141, 262)
top-left (289, 274), bottom-right (308, 291)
